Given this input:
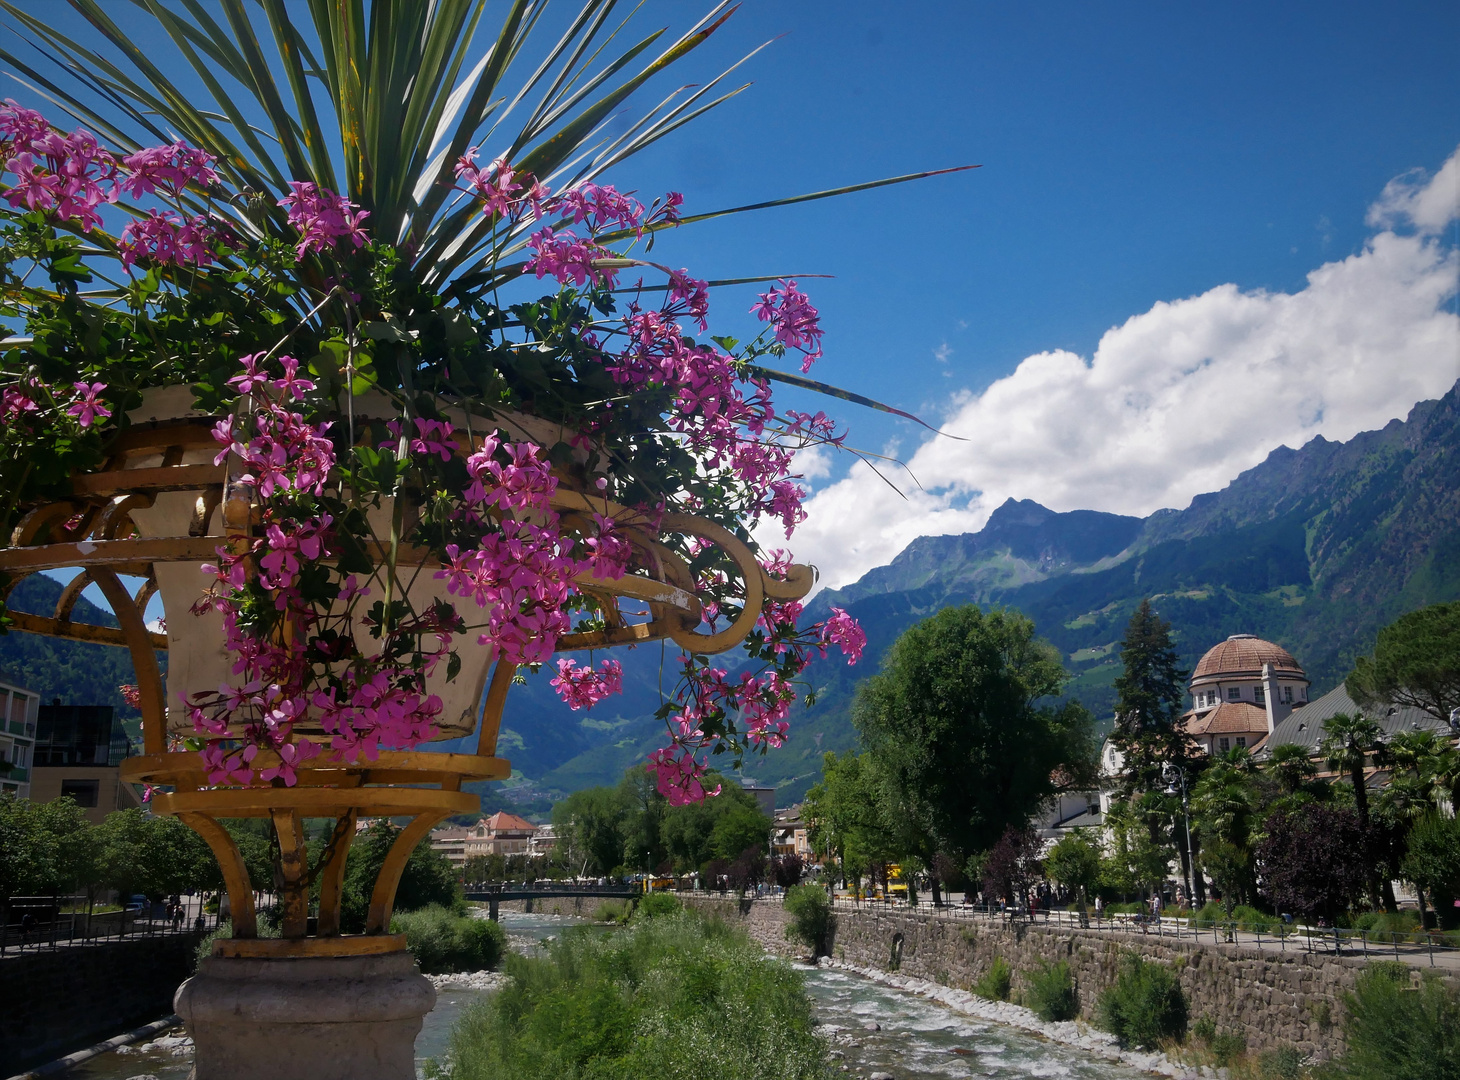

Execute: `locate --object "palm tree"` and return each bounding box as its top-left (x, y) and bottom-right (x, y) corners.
top-left (1267, 742), bottom-right (1317, 795)
top-left (1319, 712), bottom-right (1385, 908)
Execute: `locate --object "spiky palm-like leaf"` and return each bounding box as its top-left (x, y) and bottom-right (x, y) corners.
top-left (0, 0), bottom-right (968, 307)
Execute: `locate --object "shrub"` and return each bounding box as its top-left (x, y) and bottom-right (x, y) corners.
top-left (1208, 1028), bottom-right (1247, 1065)
top-left (391, 905), bottom-right (506, 974)
top-left (636, 892), bottom-right (681, 919)
top-left (1360, 911), bottom-right (1421, 944)
top-left (1097, 953), bottom-right (1188, 1049)
top-left (1024, 960), bottom-right (1078, 1022)
top-left (1255, 1046), bottom-right (1304, 1080)
top-left (1333, 962), bottom-right (1460, 1079)
top-left (592, 899), bottom-right (632, 923)
top-left (1230, 905), bottom-right (1281, 934)
top-left (1193, 901), bottom-right (1225, 928)
top-left (434, 913), bottom-right (830, 1080)
top-left (974, 956), bottom-right (1012, 1001)
top-left (783, 884), bottom-right (833, 956)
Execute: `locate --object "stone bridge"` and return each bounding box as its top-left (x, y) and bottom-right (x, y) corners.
top-left (463, 883), bottom-right (638, 920)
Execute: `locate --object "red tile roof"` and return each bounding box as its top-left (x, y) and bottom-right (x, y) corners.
top-left (484, 811), bottom-right (536, 834)
top-left (1182, 701), bottom-right (1271, 737)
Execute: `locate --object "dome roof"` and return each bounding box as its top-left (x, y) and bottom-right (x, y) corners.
top-left (1192, 634), bottom-right (1305, 683)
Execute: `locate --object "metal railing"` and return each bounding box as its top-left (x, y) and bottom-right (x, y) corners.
top-left (0, 896), bottom-right (217, 956)
top-left (821, 895), bottom-right (1460, 967)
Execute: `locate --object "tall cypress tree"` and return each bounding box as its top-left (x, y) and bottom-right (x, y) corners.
top-left (1110, 599), bottom-right (1193, 795)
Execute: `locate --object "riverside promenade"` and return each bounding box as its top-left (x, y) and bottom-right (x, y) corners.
top-left (827, 896), bottom-right (1460, 973)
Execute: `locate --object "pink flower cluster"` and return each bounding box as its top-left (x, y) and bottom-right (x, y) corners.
top-left (278, 180), bottom-right (369, 261)
top-left (753, 279), bottom-right (824, 373)
top-left (648, 744), bottom-right (721, 806)
top-left (453, 152), bottom-right (547, 219)
top-left (118, 209), bottom-right (229, 269)
top-left (190, 356), bottom-right (458, 784)
top-left (0, 102), bottom-right (238, 269)
top-left (119, 141), bottom-right (220, 198)
top-left (1, 101), bottom-right (116, 230)
top-left (550, 658), bottom-right (624, 710)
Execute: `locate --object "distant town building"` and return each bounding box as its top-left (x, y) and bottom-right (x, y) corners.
top-left (0, 674), bottom-right (38, 799)
top-left (772, 805), bottom-right (812, 861)
top-left (430, 825), bottom-right (469, 871)
top-left (740, 780), bottom-right (775, 818)
top-left (528, 822), bottom-right (556, 858)
top-left (1181, 635), bottom-right (1310, 755)
top-left (1258, 681), bottom-right (1456, 774)
top-left (29, 700), bottom-right (142, 824)
top-left (1099, 634), bottom-right (1312, 813)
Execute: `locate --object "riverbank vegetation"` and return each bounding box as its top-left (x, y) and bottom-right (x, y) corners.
top-left (428, 913), bottom-right (831, 1080)
top-left (391, 906), bottom-right (506, 975)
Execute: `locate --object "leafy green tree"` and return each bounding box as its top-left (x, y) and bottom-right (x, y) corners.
top-left (783, 884), bottom-right (834, 956)
top-left (1045, 828), bottom-right (1101, 921)
top-left (1320, 712), bottom-right (1386, 908)
top-left (659, 779), bottom-right (767, 874)
top-left (616, 766), bottom-right (668, 873)
top-left (801, 751), bottom-right (901, 894)
top-left (0, 793), bottom-right (95, 897)
top-left (339, 820), bottom-right (461, 934)
top-left (1191, 749), bottom-right (1261, 908)
top-left (1347, 601), bottom-right (1460, 724)
top-left (852, 605), bottom-right (1096, 863)
top-left (1400, 814), bottom-right (1460, 930)
top-left (1110, 599), bottom-right (1193, 796)
top-left (552, 785), bottom-right (630, 877)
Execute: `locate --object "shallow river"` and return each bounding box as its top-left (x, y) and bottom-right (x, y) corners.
top-left (78, 913), bottom-right (1150, 1080)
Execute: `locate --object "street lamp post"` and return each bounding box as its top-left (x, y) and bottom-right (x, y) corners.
top-left (1163, 763), bottom-right (1196, 909)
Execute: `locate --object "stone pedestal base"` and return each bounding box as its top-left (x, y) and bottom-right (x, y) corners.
top-left (176, 951), bottom-right (436, 1080)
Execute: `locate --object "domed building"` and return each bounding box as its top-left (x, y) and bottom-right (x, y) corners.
top-left (1181, 634), bottom-right (1310, 756)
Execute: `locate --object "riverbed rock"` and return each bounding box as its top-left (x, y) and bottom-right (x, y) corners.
top-left (862, 1021), bottom-right (881, 1031)
top-left (869, 1072), bottom-right (894, 1079)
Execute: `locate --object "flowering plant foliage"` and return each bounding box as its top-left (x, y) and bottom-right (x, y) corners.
top-left (0, 102), bottom-right (866, 802)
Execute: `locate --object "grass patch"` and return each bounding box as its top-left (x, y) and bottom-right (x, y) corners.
top-left (427, 912), bottom-right (831, 1080)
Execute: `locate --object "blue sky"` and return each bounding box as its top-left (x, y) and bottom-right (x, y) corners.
top-left (12, 0), bottom-right (1460, 592)
top-left (606, 1), bottom-right (1460, 587)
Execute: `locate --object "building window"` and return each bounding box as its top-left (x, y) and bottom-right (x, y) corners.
top-left (1254, 686), bottom-right (1265, 705)
top-left (60, 778), bottom-right (99, 807)
top-left (1283, 686), bottom-right (1293, 703)
top-left (1219, 737), bottom-right (1231, 752)
top-left (1227, 687), bottom-right (1241, 700)
top-left (1236, 737), bottom-right (1247, 748)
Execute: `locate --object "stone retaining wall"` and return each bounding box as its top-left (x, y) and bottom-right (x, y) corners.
top-left (1, 934), bottom-right (204, 1072)
top-left (679, 896), bottom-right (1413, 1061)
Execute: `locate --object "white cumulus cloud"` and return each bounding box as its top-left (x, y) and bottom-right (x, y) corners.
top-left (782, 146), bottom-right (1460, 594)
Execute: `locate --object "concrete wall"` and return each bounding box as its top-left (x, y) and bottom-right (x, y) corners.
top-left (1, 934), bottom-right (203, 1071)
top-left (679, 896), bottom-right (1417, 1061)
